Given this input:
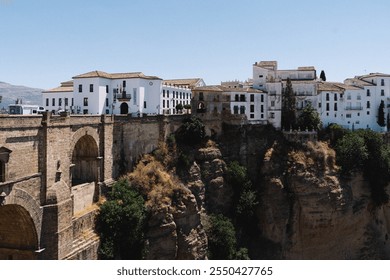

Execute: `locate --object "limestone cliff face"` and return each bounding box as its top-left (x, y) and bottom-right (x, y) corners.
top-left (259, 141), bottom-right (390, 259)
top-left (145, 190), bottom-right (208, 260)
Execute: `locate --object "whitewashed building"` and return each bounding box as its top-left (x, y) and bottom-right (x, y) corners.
top-left (42, 80), bottom-right (74, 113)
top-left (252, 61), bottom-right (318, 129)
top-left (161, 79), bottom-right (205, 114)
top-left (42, 71), bottom-right (204, 116)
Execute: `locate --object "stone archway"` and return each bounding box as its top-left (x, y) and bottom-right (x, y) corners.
top-left (120, 102), bottom-right (129, 114)
top-left (71, 135), bottom-right (99, 186)
top-left (0, 204), bottom-right (39, 260)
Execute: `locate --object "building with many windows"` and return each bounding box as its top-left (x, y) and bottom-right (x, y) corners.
top-left (42, 71), bottom-right (204, 116)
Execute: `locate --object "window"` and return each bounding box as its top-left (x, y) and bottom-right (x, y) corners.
top-left (381, 89), bottom-right (385, 96)
top-left (346, 114), bottom-right (351, 118)
top-left (65, 98), bottom-right (69, 106)
top-left (59, 98), bottom-right (62, 107)
top-left (271, 100), bottom-right (275, 107)
top-left (83, 98), bottom-right (88, 106)
top-left (144, 101), bottom-right (147, 109)
top-left (52, 98), bottom-right (55, 106)
top-left (250, 105), bottom-right (254, 113)
top-left (347, 94), bottom-right (351, 100)
top-left (261, 94), bottom-right (264, 102)
top-left (89, 84), bottom-right (93, 92)
top-left (367, 89), bottom-right (370, 96)
top-left (167, 90), bottom-right (170, 98)
top-left (261, 105), bottom-right (264, 113)
top-left (367, 101), bottom-right (370, 108)
top-left (163, 90), bottom-right (165, 97)
top-left (167, 101), bottom-right (169, 108)
top-left (318, 102), bottom-right (322, 108)
top-left (176, 92), bottom-right (178, 98)
top-left (240, 95), bottom-right (246, 102)
top-left (250, 114), bottom-right (254, 119)
top-left (326, 93), bottom-right (329, 101)
top-left (180, 92), bottom-right (182, 99)
top-left (334, 103), bottom-right (338, 111)
top-left (199, 92), bottom-right (204, 101)
top-left (83, 109), bottom-right (88, 114)
top-left (326, 103), bottom-right (330, 111)
top-left (240, 106), bottom-right (245, 114)
top-left (71, 98), bottom-right (74, 106)
top-left (334, 94), bottom-right (337, 101)
top-left (235, 94), bottom-right (239, 102)
top-left (78, 84), bottom-right (82, 92)
top-left (106, 109), bottom-right (109, 114)
top-left (233, 106), bottom-right (239, 114)
top-left (261, 114), bottom-right (264, 119)
top-left (46, 98), bottom-right (49, 106)
top-left (367, 111), bottom-right (370, 115)
top-left (250, 94), bottom-right (254, 102)
top-left (163, 100), bottom-right (165, 108)
top-left (133, 88), bottom-right (137, 105)
top-left (382, 79), bottom-right (385, 86)
top-left (106, 98), bottom-right (109, 107)
top-left (123, 80), bottom-right (126, 88)
top-left (106, 85), bottom-right (109, 93)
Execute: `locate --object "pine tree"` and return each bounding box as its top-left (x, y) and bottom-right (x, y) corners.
top-left (281, 78), bottom-right (296, 130)
top-left (387, 113), bottom-right (390, 130)
top-left (377, 100), bottom-right (385, 127)
top-left (320, 70), bottom-right (326, 81)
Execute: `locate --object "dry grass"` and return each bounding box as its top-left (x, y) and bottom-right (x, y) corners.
top-left (123, 154), bottom-right (187, 212)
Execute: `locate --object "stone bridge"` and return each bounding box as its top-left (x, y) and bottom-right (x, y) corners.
top-left (0, 113), bottom-right (185, 259)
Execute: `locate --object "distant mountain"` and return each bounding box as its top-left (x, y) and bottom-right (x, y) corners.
top-left (0, 81), bottom-right (43, 110)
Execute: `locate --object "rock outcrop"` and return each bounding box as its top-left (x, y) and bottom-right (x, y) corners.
top-left (258, 140), bottom-right (390, 259)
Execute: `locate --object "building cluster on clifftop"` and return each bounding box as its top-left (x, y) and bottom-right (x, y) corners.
top-left (41, 60), bottom-right (390, 132)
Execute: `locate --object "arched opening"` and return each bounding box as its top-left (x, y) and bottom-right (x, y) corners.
top-left (0, 205), bottom-right (38, 260)
top-left (120, 102), bottom-right (129, 114)
top-left (71, 135), bottom-right (99, 186)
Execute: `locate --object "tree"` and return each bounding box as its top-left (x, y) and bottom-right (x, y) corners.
top-left (183, 104), bottom-right (191, 114)
top-left (207, 214), bottom-right (237, 260)
top-left (175, 116), bottom-right (205, 145)
top-left (387, 113), bottom-right (390, 131)
top-left (320, 70), bottom-right (326, 81)
top-left (377, 100), bottom-right (386, 128)
top-left (96, 179), bottom-right (147, 259)
top-left (296, 103), bottom-right (322, 130)
top-left (281, 78), bottom-right (296, 130)
top-left (335, 132), bottom-right (368, 174)
top-left (175, 103), bottom-right (183, 113)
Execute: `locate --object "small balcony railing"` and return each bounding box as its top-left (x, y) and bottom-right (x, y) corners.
top-left (345, 106), bottom-right (363, 110)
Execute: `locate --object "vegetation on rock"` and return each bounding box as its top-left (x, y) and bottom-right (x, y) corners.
top-left (96, 179), bottom-right (147, 260)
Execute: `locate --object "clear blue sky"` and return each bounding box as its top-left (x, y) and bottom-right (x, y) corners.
top-left (1, 0), bottom-right (390, 89)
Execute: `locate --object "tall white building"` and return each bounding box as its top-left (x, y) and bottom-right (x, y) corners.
top-left (252, 61), bottom-right (317, 129)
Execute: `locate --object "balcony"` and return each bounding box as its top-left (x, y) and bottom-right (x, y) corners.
top-left (345, 106), bottom-right (363, 110)
top-left (117, 92), bottom-right (131, 102)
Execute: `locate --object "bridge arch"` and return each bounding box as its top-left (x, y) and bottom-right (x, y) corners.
top-left (70, 127), bottom-right (100, 186)
top-left (0, 187), bottom-right (42, 260)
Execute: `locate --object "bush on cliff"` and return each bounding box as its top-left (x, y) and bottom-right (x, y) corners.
top-left (96, 179), bottom-right (147, 259)
top-left (335, 129), bottom-right (390, 205)
top-left (175, 116), bottom-right (205, 145)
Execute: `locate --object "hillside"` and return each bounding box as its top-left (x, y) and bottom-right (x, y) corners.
top-left (0, 81), bottom-right (43, 111)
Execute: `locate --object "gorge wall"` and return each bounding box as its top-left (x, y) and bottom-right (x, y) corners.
top-left (144, 123), bottom-right (390, 259)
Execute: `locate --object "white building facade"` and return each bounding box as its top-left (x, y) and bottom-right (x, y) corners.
top-left (42, 71), bottom-right (205, 116)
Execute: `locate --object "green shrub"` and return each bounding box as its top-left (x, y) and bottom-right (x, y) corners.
top-left (96, 179), bottom-right (147, 259)
top-left (207, 214), bottom-right (237, 260)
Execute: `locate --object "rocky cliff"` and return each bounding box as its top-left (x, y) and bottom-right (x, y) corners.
top-left (127, 124), bottom-right (390, 259)
top-left (258, 139), bottom-right (390, 259)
